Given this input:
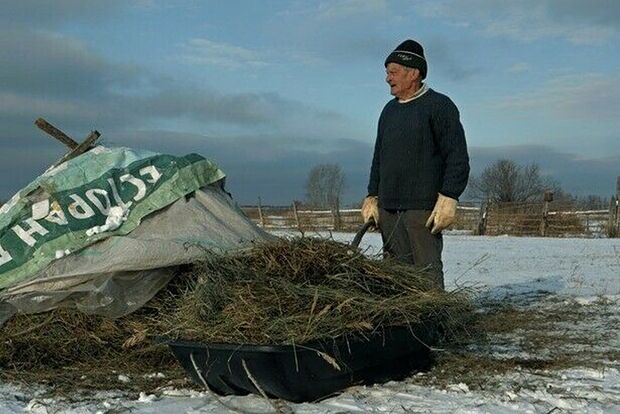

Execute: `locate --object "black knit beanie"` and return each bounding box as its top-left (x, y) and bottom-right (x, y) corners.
top-left (384, 39), bottom-right (427, 79)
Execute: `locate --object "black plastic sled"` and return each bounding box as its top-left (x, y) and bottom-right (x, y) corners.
top-left (167, 323), bottom-right (437, 403)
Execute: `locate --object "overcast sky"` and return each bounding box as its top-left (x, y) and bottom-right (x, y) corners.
top-left (0, 0), bottom-right (618, 205)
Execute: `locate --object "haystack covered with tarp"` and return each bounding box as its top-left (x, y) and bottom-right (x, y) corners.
top-left (0, 124), bottom-right (473, 400)
top-left (0, 235), bottom-right (472, 396)
top-left (0, 145), bottom-right (271, 325)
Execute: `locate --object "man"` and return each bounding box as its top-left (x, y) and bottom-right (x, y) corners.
top-left (361, 39), bottom-right (470, 289)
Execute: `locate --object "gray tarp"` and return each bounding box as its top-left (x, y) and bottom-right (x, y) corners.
top-left (0, 184), bottom-right (273, 325)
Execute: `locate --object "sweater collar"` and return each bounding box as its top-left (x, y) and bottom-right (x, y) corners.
top-left (398, 83), bottom-right (429, 103)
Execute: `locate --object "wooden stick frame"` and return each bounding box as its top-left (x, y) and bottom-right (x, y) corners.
top-left (34, 118), bottom-right (101, 166)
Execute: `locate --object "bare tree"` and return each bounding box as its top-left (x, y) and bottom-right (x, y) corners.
top-left (467, 159), bottom-right (559, 203)
top-left (305, 164), bottom-right (345, 210)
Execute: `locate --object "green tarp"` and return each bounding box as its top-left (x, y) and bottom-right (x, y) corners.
top-left (0, 146), bottom-right (270, 324)
top-left (0, 147), bottom-right (225, 289)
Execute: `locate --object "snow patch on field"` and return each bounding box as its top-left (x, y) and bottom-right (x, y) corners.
top-left (3, 368), bottom-right (619, 413)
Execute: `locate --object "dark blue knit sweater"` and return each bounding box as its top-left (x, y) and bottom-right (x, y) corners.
top-left (367, 88), bottom-right (470, 210)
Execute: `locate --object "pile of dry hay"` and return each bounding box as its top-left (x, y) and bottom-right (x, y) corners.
top-left (161, 237), bottom-right (472, 344)
top-left (0, 237), bottom-right (473, 390)
top-left (0, 297), bottom-right (183, 391)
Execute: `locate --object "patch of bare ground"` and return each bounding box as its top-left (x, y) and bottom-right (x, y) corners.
top-left (413, 295), bottom-right (620, 390)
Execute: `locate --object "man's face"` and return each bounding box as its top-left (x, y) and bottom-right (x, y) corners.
top-left (385, 63), bottom-right (417, 99)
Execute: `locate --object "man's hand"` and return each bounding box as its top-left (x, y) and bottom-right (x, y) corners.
top-left (425, 194), bottom-right (457, 234)
top-left (361, 196), bottom-right (379, 227)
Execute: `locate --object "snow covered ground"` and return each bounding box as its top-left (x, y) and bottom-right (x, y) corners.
top-left (1, 234), bottom-right (619, 413)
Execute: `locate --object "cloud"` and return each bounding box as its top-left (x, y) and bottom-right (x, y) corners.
top-left (0, 84), bottom-right (361, 167)
top-left (271, 1), bottom-right (396, 68)
top-left (0, 23), bottom-right (360, 139)
top-left (0, 146), bottom-right (65, 198)
top-left (180, 38), bottom-right (268, 68)
top-left (315, 0), bottom-right (388, 20)
top-left (0, 128), bottom-right (375, 206)
top-left (127, 129), bottom-right (373, 205)
top-left (468, 145), bottom-right (619, 197)
top-left (3, 127), bottom-right (616, 206)
top-left (507, 62), bottom-right (530, 74)
top-left (417, 0), bottom-right (619, 45)
top-left (545, 0), bottom-right (620, 28)
top-left (125, 87), bottom-right (357, 140)
top-left (425, 37), bottom-right (480, 81)
top-left (0, 29), bottom-right (144, 99)
top-left (0, 27), bottom-right (367, 204)
top-left (495, 73), bottom-right (620, 120)
top-left (136, 90), bottom-right (295, 126)
top-left (564, 26), bottom-right (616, 45)
top-left (281, 0), bottom-right (388, 20)
top-left (0, 0), bottom-right (124, 28)
top-left (0, 1), bottom-right (614, 206)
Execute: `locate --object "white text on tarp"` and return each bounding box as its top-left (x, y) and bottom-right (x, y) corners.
top-left (0, 166), bottom-right (162, 269)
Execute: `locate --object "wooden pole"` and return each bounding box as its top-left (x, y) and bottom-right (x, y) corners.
top-left (257, 197), bottom-right (265, 228)
top-left (616, 198), bottom-right (620, 238)
top-left (476, 200), bottom-right (489, 236)
top-left (292, 201), bottom-right (301, 231)
top-left (53, 130), bottom-right (101, 167)
top-left (540, 203), bottom-right (548, 237)
top-left (608, 197), bottom-right (615, 237)
top-left (540, 191), bottom-right (553, 237)
top-left (35, 118), bottom-right (79, 149)
top-left (337, 197), bottom-right (342, 230)
top-left (331, 197), bottom-right (341, 230)
top-left (616, 177), bottom-right (620, 237)
top-left (610, 196), bottom-right (619, 238)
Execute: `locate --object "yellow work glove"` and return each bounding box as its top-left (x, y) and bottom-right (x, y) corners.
top-left (361, 196), bottom-right (379, 227)
top-left (425, 193), bottom-right (457, 234)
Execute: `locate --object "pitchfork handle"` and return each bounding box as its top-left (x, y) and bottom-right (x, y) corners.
top-left (351, 218), bottom-right (375, 248)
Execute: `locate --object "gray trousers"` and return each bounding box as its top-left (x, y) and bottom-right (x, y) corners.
top-left (379, 208), bottom-right (444, 289)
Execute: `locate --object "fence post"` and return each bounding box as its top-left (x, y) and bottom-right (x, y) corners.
top-left (257, 197), bottom-right (265, 228)
top-left (609, 196), bottom-right (619, 238)
top-left (540, 191), bottom-right (553, 237)
top-left (616, 177), bottom-right (620, 237)
top-left (616, 197), bottom-right (620, 238)
top-left (476, 200), bottom-right (489, 235)
top-left (292, 201), bottom-right (301, 232)
top-left (331, 197), bottom-right (341, 230)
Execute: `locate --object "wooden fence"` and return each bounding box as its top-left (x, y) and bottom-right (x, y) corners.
top-left (241, 197), bottom-right (620, 238)
top-left (1, 195), bottom-right (615, 238)
top-left (478, 202), bottom-right (612, 237)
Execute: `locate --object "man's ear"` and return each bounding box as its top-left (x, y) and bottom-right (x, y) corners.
top-left (412, 68), bottom-right (421, 81)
